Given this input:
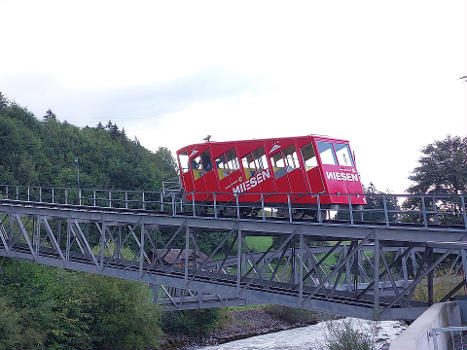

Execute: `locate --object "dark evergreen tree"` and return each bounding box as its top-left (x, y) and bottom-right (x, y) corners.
top-left (43, 109), bottom-right (57, 121)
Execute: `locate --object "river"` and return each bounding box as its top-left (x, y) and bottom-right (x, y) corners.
top-left (195, 318), bottom-right (406, 350)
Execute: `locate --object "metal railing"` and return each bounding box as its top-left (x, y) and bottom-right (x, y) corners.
top-left (0, 184), bottom-right (466, 231)
top-left (432, 326), bottom-right (467, 350)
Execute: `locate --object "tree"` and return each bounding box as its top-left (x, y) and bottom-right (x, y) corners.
top-left (408, 135), bottom-right (467, 194)
top-left (43, 109), bottom-right (57, 121)
top-left (0, 92), bottom-right (9, 112)
top-left (404, 135), bottom-right (466, 225)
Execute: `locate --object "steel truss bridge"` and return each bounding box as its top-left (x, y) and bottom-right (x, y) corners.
top-left (0, 185), bottom-right (465, 321)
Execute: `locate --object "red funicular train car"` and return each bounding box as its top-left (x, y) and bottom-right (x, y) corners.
top-left (176, 135), bottom-right (366, 217)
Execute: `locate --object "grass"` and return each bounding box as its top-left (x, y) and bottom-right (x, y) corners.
top-left (245, 236), bottom-right (273, 252)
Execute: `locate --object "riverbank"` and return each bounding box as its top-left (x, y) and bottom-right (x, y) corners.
top-left (160, 306), bottom-right (330, 349)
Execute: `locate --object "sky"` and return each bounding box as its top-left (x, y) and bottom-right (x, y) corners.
top-left (0, 0), bottom-right (465, 193)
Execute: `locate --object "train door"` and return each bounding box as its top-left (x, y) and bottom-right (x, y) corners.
top-left (299, 141), bottom-right (326, 195)
top-left (214, 148), bottom-right (241, 202)
top-left (268, 145), bottom-right (290, 203)
top-left (282, 145), bottom-right (308, 194)
top-left (239, 146), bottom-right (274, 202)
top-left (190, 148), bottom-right (217, 202)
top-left (178, 150), bottom-right (194, 201)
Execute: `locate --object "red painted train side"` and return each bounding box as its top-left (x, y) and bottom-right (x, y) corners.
top-left (176, 135), bottom-right (366, 207)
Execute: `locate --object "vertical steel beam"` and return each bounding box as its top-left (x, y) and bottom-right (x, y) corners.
top-left (237, 227), bottom-right (242, 295)
top-left (428, 247), bottom-right (433, 305)
top-left (139, 222), bottom-right (144, 276)
top-left (373, 232), bottom-right (380, 319)
top-left (185, 225), bottom-right (189, 288)
top-left (299, 233), bottom-right (304, 304)
top-left (402, 252), bottom-right (409, 289)
top-left (66, 216), bottom-right (71, 262)
top-left (100, 220), bottom-right (105, 271)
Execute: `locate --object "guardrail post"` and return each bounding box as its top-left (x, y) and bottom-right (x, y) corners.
top-left (51, 188), bottom-right (54, 203)
top-left (79, 189), bottom-right (82, 205)
top-left (93, 190), bottom-right (96, 206)
top-left (142, 191), bottom-right (146, 210)
top-left (382, 194), bottom-right (389, 226)
top-left (16, 186), bottom-right (19, 200)
top-left (108, 191), bottom-right (112, 207)
top-left (125, 191), bottom-right (128, 209)
top-left (348, 194), bottom-right (353, 225)
top-left (39, 187), bottom-right (42, 202)
top-left (261, 193), bottom-right (265, 221)
top-left (461, 196), bottom-right (467, 231)
top-left (287, 194), bottom-right (292, 223)
top-left (160, 193), bottom-right (163, 211)
top-left (317, 194), bottom-right (322, 223)
top-left (235, 193), bottom-right (240, 219)
top-left (213, 193), bottom-right (217, 219)
top-left (421, 195), bottom-right (427, 228)
top-left (171, 193), bottom-right (175, 215)
top-left (433, 195), bottom-right (439, 225)
top-left (237, 227), bottom-right (242, 294)
top-left (5, 185), bottom-right (8, 199)
top-left (192, 193), bottom-right (196, 217)
top-left (65, 189), bottom-right (68, 204)
top-left (27, 187), bottom-right (30, 201)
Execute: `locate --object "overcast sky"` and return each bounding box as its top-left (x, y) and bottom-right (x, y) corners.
top-left (0, 0), bottom-right (465, 192)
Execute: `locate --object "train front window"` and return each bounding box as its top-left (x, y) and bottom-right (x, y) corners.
top-left (317, 141), bottom-right (338, 165)
top-left (301, 143), bottom-right (317, 170)
top-left (179, 152), bottom-right (190, 173)
top-left (334, 143), bottom-right (354, 166)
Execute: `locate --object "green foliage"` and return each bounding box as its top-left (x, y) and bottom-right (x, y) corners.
top-left (0, 258), bottom-right (162, 349)
top-left (80, 274), bottom-right (162, 350)
top-left (404, 135), bottom-right (466, 225)
top-left (408, 135), bottom-right (467, 194)
top-left (321, 319), bottom-right (376, 350)
top-left (161, 308), bottom-right (226, 336)
top-left (0, 95), bottom-right (177, 189)
top-left (263, 305), bottom-right (319, 323)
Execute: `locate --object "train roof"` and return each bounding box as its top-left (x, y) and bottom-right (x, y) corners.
top-left (177, 135), bottom-right (350, 154)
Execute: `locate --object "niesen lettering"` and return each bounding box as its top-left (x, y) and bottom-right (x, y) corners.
top-left (326, 171), bottom-right (359, 182)
top-left (233, 169), bottom-right (271, 193)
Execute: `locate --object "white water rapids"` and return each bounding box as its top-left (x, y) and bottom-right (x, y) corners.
top-left (195, 318), bottom-right (406, 350)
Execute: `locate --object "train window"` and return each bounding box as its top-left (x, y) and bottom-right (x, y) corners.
top-left (270, 152), bottom-right (287, 179)
top-left (192, 151), bottom-right (213, 180)
top-left (284, 145), bottom-right (299, 170)
top-left (179, 152), bottom-right (190, 173)
top-left (241, 147), bottom-right (267, 180)
top-left (317, 141), bottom-right (338, 165)
top-left (215, 149), bottom-right (239, 180)
top-left (334, 143), bottom-right (354, 166)
top-left (301, 143), bottom-right (318, 170)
